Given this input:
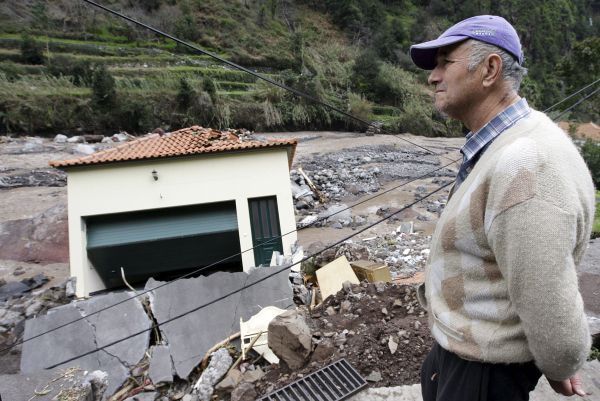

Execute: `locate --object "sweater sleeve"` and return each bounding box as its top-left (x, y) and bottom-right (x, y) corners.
top-left (487, 197), bottom-right (590, 381)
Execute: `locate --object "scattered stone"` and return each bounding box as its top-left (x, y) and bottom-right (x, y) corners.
top-left (240, 366), bottom-right (264, 383)
top-left (365, 370), bottom-right (382, 382)
top-left (73, 144), bottom-right (96, 155)
top-left (388, 336), bottom-right (398, 355)
top-left (113, 132), bottom-right (133, 142)
top-left (268, 309), bottom-right (312, 369)
top-left (215, 369), bottom-right (242, 392)
top-left (0, 282), bottom-right (30, 301)
top-left (340, 300), bottom-right (352, 313)
top-left (53, 134), bottom-right (68, 143)
top-left (67, 136), bottom-right (83, 143)
top-left (230, 382), bottom-right (257, 401)
top-left (83, 134), bottom-right (104, 143)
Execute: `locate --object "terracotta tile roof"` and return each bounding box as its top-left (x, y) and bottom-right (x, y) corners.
top-left (50, 126), bottom-right (297, 168)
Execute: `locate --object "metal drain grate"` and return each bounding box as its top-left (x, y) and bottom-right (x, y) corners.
top-left (257, 358), bottom-right (367, 401)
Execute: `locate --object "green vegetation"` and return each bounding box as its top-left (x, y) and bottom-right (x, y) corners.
top-left (582, 140), bottom-right (600, 188)
top-left (0, 0), bottom-right (597, 135)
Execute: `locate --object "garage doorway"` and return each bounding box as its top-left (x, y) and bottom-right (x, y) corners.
top-left (85, 201), bottom-right (242, 289)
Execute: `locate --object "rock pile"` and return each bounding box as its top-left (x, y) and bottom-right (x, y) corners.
top-left (255, 282), bottom-right (433, 396)
top-left (290, 144), bottom-right (455, 212)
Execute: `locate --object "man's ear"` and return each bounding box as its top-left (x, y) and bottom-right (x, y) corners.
top-left (481, 53), bottom-right (503, 88)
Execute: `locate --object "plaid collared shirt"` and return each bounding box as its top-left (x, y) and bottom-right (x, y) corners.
top-left (454, 98), bottom-right (531, 190)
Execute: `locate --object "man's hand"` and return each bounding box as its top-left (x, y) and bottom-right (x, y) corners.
top-left (547, 373), bottom-right (587, 397)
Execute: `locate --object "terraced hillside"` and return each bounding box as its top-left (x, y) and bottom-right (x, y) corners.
top-left (0, 0), bottom-right (450, 136)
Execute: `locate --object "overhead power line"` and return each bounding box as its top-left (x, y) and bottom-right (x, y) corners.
top-left (543, 78), bottom-right (600, 113)
top-left (551, 86), bottom-right (600, 122)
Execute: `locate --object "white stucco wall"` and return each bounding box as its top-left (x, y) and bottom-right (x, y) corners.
top-left (64, 148), bottom-right (297, 297)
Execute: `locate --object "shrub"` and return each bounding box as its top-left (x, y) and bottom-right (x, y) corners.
top-left (117, 98), bottom-right (154, 134)
top-left (20, 33), bottom-right (45, 65)
top-left (581, 140), bottom-right (600, 188)
top-left (46, 55), bottom-right (93, 86)
top-left (346, 91), bottom-right (372, 131)
top-left (176, 77), bottom-right (196, 110)
top-left (91, 65), bottom-right (117, 110)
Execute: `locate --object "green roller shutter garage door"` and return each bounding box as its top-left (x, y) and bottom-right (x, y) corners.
top-left (86, 201), bottom-right (242, 290)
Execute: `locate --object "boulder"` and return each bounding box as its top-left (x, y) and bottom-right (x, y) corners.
top-left (83, 135), bottom-right (104, 143)
top-left (73, 144), bottom-right (96, 155)
top-left (53, 134), bottom-right (68, 143)
top-left (268, 309), bottom-right (312, 369)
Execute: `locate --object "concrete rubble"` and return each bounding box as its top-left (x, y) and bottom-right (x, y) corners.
top-left (19, 291), bottom-right (152, 398)
top-left (193, 348), bottom-right (232, 400)
top-left (145, 267), bottom-right (292, 380)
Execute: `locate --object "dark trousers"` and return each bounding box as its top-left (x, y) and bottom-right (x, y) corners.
top-left (421, 342), bottom-right (542, 401)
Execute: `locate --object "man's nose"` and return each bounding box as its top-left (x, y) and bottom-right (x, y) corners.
top-left (428, 67), bottom-right (441, 86)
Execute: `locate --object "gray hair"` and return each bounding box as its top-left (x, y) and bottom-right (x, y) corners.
top-left (466, 39), bottom-right (528, 92)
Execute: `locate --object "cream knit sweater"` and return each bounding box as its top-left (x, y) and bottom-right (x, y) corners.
top-left (419, 110), bottom-right (595, 381)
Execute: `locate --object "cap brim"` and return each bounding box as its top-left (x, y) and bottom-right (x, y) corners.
top-left (410, 35), bottom-right (469, 70)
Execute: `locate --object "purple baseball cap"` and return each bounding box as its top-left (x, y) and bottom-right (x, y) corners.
top-left (410, 15), bottom-right (523, 70)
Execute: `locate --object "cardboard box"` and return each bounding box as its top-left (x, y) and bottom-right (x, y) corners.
top-left (350, 260), bottom-right (392, 283)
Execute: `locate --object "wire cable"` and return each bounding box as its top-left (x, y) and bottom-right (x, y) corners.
top-left (1, 155), bottom-right (460, 354)
top-left (44, 180), bottom-right (453, 369)
top-left (550, 86), bottom-right (600, 122)
top-left (543, 78), bottom-right (600, 113)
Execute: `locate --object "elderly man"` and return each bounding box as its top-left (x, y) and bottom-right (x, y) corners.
top-left (410, 15), bottom-right (595, 401)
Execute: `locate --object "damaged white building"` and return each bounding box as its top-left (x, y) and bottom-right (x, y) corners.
top-left (50, 126), bottom-right (298, 297)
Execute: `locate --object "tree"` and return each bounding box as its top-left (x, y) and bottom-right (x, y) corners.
top-left (351, 49), bottom-right (381, 99)
top-left (177, 78), bottom-right (196, 110)
top-left (20, 33), bottom-right (44, 65)
top-left (91, 65), bottom-right (117, 110)
top-left (581, 140), bottom-right (600, 188)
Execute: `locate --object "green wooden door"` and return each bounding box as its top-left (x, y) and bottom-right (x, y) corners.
top-left (248, 196), bottom-right (283, 266)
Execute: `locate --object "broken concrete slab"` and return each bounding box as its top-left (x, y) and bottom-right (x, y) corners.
top-left (316, 256), bottom-right (360, 301)
top-left (149, 345), bottom-right (174, 385)
top-left (268, 309), bottom-right (311, 369)
top-left (20, 292), bottom-right (151, 399)
top-left (146, 267), bottom-right (291, 380)
top-left (0, 368), bottom-right (107, 401)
